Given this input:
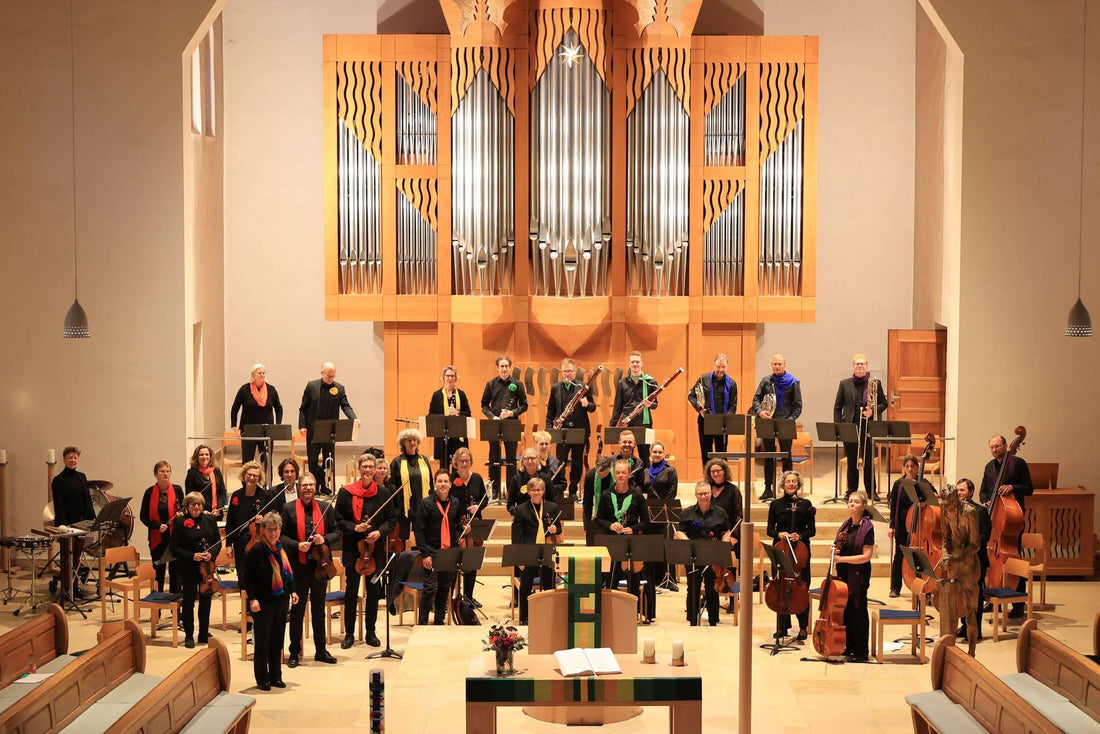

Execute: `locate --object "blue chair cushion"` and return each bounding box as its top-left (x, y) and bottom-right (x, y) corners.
top-left (218, 579), bottom-right (240, 591)
top-left (140, 591), bottom-right (183, 603)
top-left (879, 609), bottom-right (921, 620)
top-left (984, 587), bottom-right (1024, 599)
top-left (325, 590), bottom-right (346, 602)
top-left (399, 581), bottom-right (425, 591)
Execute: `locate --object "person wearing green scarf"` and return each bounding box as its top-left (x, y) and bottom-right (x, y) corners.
top-left (581, 455), bottom-right (614, 544)
top-left (610, 351), bottom-right (659, 466)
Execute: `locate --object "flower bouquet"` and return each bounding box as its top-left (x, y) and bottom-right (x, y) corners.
top-left (483, 623), bottom-right (526, 676)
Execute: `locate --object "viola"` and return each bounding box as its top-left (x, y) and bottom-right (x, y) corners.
top-left (764, 535), bottom-right (810, 616)
top-left (711, 519), bottom-right (740, 594)
top-left (244, 520), bottom-right (262, 553)
top-left (986, 426), bottom-right (1027, 589)
top-left (902, 433), bottom-right (941, 593)
top-left (812, 533), bottom-right (849, 658)
top-left (354, 484), bottom-right (403, 575)
top-left (198, 538), bottom-right (221, 597)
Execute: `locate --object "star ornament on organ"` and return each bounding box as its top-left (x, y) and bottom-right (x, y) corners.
top-left (560, 45), bottom-right (583, 69)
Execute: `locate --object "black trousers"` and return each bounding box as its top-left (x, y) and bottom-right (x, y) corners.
top-left (344, 555), bottom-right (385, 635)
top-left (179, 569), bottom-right (211, 640)
top-left (697, 416), bottom-right (728, 469)
top-left (518, 565), bottom-right (554, 623)
top-left (253, 594), bottom-right (289, 686)
top-left (686, 566), bottom-right (719, 626)
top-left (433, 436), bottom-right (468, 470)
top-left (487, 440), bottom-right (518, 491)
top-left (844, 594), bottom-right (870, 657)
top-left (418, 567), bottom-right (455, 625)
top-left (154, 559), bottom-right (181, 594)
top-left (307, 441), bottom-right (335, 495)
top-left (555, 440), bottom-right (587, 494)
top-left (777, 553), bottom-right (811, 632)
top-left (288, 562), bottom-right (327, 655)
top-left (889, 533), bottom-right (910, 592)
top-left (761, 437), bottom-right (793, 490)
top-left (240, 437), bottom-right (264, 465)
top-left (843, 433), bottom-right (876, 494)
top-left (609, 562), bottom-right (655, 620)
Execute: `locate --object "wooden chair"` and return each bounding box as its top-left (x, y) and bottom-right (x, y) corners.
top-left (133, 563), bottom-right (182, 647)
top-left (751, 533), bottom-right (767, 604)
top-left (1019, 532), bottom-right (1049, 607)
top-left (206, 546), bottom-right (234, 631)
top-left (871, 576), bottom-right (928, 663)
top-left (982, 557), bottom-right (1032, 641)
top-left (790, 431), bottom-right (815, 495)
top-left (219, 429), bottom-right (246, 477)
top-left (99, 545), bottom-right (140, 622)
top-left (322, 560), bottom-right (354, 644)
top-left (290, 428), bottom-right (309, 470)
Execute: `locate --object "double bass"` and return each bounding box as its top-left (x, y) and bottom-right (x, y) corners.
top-left (764, 535), bottom-right (810, 618)
top-left (812, 533), bottom-right (849, 658)
top-left (902, 433), bottom-right (941, 593)
top-left (985, 426), bottom-right (1027, 589)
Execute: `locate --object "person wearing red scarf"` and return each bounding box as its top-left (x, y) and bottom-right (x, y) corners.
top-left (413, 469), bottom-right (462, 625)
top-left (169, 491), bottom-right (220, 647)
top-left (140, 460), bottom-right (182, 592)
top-left (230, 364), bottom-right (284, 466)
top-left (336, 453), bottom-right (396, 647)
top-left (280, 473), bottom-right (339, 667)
top-left (185, 445), bottom-right (226, 519)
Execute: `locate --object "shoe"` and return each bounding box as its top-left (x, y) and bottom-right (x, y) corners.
top-left (1007, 607), bottom-right (1026, 620)
top-left (366, 631), bottom-right (381, 647)
top-left (271, 679), bottom-right (286, 688)
top-left (981, 602), bottom-right (993, 613)
top-left (184, 636), bottom-right (195, 649)
top-left (340, 634), bottom-right (355, 650)
top-left (197, 634), bottom-right (209, 644)
top-left (956, 626), bottom-right (967, 638)
top-left (287, 654), bottom-right (299, 668)
top-left (314, 650), bottom-right (338, 664)
top-left (797, 628), bottom-right (808, 641)
top-left (257, 682), bottom-right (271, 692)
top-left (519, 618), bottom-right (528, 626)
top-left (758, 489), bottom-right (775, 502)
top-left (846, 654), bottom-right (869, 663)
top-left (387, 601), bottom-right (398, 616)
top-left (889, 589), bottom-right (900, 598)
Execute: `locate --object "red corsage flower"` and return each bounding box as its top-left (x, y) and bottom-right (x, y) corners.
top-left (183, 518), bottom-right (195, 529)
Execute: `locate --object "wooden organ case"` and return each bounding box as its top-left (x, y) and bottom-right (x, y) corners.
top-left (323, 0), bottom-right (818, 465)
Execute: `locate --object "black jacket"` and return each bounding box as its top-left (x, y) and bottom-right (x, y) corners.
top-left (230, 382), bottom-right (284, 429)
top-left (226, 487), bottom-right (273, 549)
top-left (966, 499), bottom-right (992, 570)
top-left (335, 483), bottom-right (397, 558)
top-left (413, 494), bottom-right (462, 558)
top-left (750, 375), bottom-right (803, 420)
top-left (833, 377), bottom-right (886, 424)
top-left (169, 513), bottom-right (221, 574)
top-left (511, 500), bottom-right (561, 544)
top-left (507, 469), bottom-right (556, 514)
top-left (642, 464), bottom-right (679, 501)
top-left (298, 379), bottom-right (356, 440)
top-left (979, 456), bottom-right (1033, 507)
top-left (594, 487), bottom-right (649, 535)
top-left (185, 467), bottom-right (227, 518)
top-left (545, 381), bottom-right (596, 432)
top-left (428, 387), bottom-right (472, 418)
top-left (51, 468), bottom-right (94, 526)
top-left (610, 374), bottom-right (659, 428)
top-left (709, 482), bottom-right (743, 528)
top-left (480, 376), bottom-right (528, 419)
top-left (243, 542), bottom-right (294, 604)
top-left (450, 472), bottom-right (488, 518)
top-left (687, 372), bottom-right (737, 416)
top-left (679, 504), bottom-right (730, 540)
top-left (766, 494), bottom-right (817, 551)
top-left (280, 498), bottom-right (340, 567)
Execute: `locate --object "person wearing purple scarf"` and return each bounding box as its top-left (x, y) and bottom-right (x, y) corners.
top-left (833, 491), bottom-right (876, 661)
top-left (833, 354), bottom-right (887, 498)
top-left (751, 354), bottom-right (803, 500)
top-left (687, 353), bottom-right (738, 469)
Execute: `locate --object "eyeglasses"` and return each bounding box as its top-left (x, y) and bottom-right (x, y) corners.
top-left (456, 458), bottom-right (472, 464)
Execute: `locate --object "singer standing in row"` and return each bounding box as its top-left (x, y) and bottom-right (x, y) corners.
top-left (169, 492), bottom-right (220, 648)
top-left (427, 365), bottom-right (470, 469)
top-left (833, 355), bottom-right (886, 497)
top-left (185, 445), bottom-right (226, 519)
top-left (687, 353), bottom-right (737, 469)
top-left (140, 460), bottom-right (181, 593)
top-left (481, 355), bottom-right (528, 490)
top-left (231, 364), bottom-right (284, 466)
top-left (752, 354), bottom-right (802, 501)
top-left (544, 358), bottom-right (596, 497)
top-left (299, 362), bottom-right (358, 495)
top-left (610, 352), bottom-right (658, 466)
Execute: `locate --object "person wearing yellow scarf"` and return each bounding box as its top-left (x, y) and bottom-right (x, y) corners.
top-left (391, 428), bottom-right (433, 540)
top-left (427, 365), bottom-right (472, 468)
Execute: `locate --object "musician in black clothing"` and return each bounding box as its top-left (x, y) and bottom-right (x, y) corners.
top-left (611, 430), bottom-right (644, 487)
top-left (751, 354), bottom-right (803, 500)
top-left (391, 429), bottom-right (433, 541)
top-left (185, 445), bottom-right (227, 519)
top-left (582, 455), bottom-right (614, 544)
top-left (687, 353), bottom-right (737, 468)
top-left (595, 460), bottom-right (654, 621)
top-left (243, 512), bottom-right (298, 691)
top-left (270, 458), bottom-right (300, 513)
top-left (532, 430), bottom-right (568, 499)
top-left (230, 364), bottom-right (284, 465)
top-left (169, 492), bottom-right (220, 648)
top-left (281, 473), bottom-right (339, 667)
top-left (956, 478), bottom-right (992, 640)
top-left (979, 434), bottom-right (1033, 616)
top-left (766, 471), bottom-right (816, 640)
top-left (610, 351), bottom-right (659, 466)
top-left (140, 461), bottom-right (182, 593)
top-left (427, 365), bottom-right (471, 468)
top-left (480, 355), bottom-right (528, 489)
top-left (510, 478), bottom-right (560, 625)
top-left (835, 491), bottom-right (875, 661)
top-left (336, 454), bottom-right (396, 648)
top-left (677, 481), bottom-right (732, 626)
top-left (298, 362), bottom-right (358, 494)
top-left (507, 448), bottom-right (554, 514)
top-left (544, 358), bottom-right (596, 495)
top-left (705, 458), bottom-right (742, 562)
top-left (642, 442), bottom-right (678, 500)
top-left (886, 454), bottom-right (919, 597)
top-left (52, 446), bottom-right (95, 527)
top-left (450, 447), bottom-right (488, 602)
top-left (226, 461), bottom-right (272, 584)
top-left (833, 354), bottom-right (887, 497)
top-left (415, 469), bottom-right (463, 625)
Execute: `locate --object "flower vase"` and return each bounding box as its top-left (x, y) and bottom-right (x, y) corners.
top-left (495, 649), bottom-right (514, 676)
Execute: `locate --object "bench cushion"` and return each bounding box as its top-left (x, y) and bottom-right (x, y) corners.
top-left (179, 692), bottom-right (256, 734)
top-left (1001, 673), bottom-right (1100, 734)
top-left (59, 673), bottom-right (164, 733)
top-left (905, 691), bottom-right (989, 734)
top-left (0, 655), bottom-right (79, 713)
top-left (98, 672), bottom-right (162, 703)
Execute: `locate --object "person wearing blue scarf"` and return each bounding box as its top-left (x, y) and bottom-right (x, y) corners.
top-left (643, 442), bottom-right (680, 593)
top-left (751, 354), bottom-right (803, 500)
top-left (687, 354), bottom-right (738, 469)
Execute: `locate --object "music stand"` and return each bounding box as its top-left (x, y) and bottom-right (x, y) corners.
top-left (760, 543), bottom-right (804, 654)
top-left (424, 415), bottom-right (471, 467)
top-left (602, 426), bottom-right (654, 446)
top-left (596, 534), bottom-right (664, 620)
top-left (547, 428), bottom-right (586, 446)
top-left (755, 418), bottom-right (798, 500)
top-left (647, 499), bottom-right (682, 591)
top-left (664, 539), bottom-right (734, 624)
top-left (868, 421), bottom-right (911, 501)
top-left (701, 414), bottom-right (745, 462)
top-left (313, 419), bottom-right (357, 493)
top-left (435, 546), bottom-right (487, 589)
top-left (901, 478), bottom-right (940, 508)
top-left (367, 551), bottom-right (403, 661)
top-left (241, 423), bottom-right (293, 480)
top-left (502, 544), bottom-right (557, 600)
top-left (462, 519), bottom-right (496, 545)
top-left (815, 422), bottom-right (861, 504)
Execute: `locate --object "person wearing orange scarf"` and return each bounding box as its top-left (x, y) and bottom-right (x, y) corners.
top-left (413, 469), bottom-right (461, 625)
top-left (185, 444), bottom-right (226, 519)
top-left (140, 460), bottom-right (182, 593)
top-left (230, 363), bottom-right (284, 466)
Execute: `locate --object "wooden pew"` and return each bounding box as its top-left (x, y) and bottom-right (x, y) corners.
top-left (0, 605), bottom-right (68, 689)
top-left (104, 637), bottom-right (255, 734)
top-left (1005, 619), bottom-right (1100, 731)
top-left (0, 619), bottom-right (145, 733)
top-left (906, 636), bottom-right (1061, 734)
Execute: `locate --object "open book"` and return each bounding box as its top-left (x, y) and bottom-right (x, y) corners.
top-left (554, 647), bottom-right (622, 677)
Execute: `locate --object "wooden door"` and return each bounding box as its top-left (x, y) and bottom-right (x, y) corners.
top-left (887, 329), bottom-right (947, 470)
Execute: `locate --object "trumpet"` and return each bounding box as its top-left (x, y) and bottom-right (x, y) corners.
top-left (856, 376), bottom-right (878, 471)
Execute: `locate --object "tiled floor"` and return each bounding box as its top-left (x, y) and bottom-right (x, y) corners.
top-left (2, 481), bottom-right (1096, 733)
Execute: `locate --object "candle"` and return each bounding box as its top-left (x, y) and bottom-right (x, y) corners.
top-left (642, 638), bottom-right (655, 663)
top-left (0, 449), bottom-right (6, 464)
top-left (47, 449), bottom-right (56, 463)
top-left (671, 640), bottom-right (684, 666)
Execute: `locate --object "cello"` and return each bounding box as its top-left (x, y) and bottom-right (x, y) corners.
top-left (902, 433), bottom-right (941, 593)
top-left (985, 426), bottom-right (1027, 589)
top-left (812, 532), bottom-right (849, 658)
top-left (764, 535), bottom-right (810, 619)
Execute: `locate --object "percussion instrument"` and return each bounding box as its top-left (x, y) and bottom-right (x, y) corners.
top-left (15, 535), bottom-right (54, 551)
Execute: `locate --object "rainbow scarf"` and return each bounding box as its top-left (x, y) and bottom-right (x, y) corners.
top-left (264, 541), bottom-right (294, 596)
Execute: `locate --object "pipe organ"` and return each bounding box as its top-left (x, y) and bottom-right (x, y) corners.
top-left (323, 3), bottom-right (818, 465)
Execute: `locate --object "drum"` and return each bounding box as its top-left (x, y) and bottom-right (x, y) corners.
top-left (15, 535), bottom-right (53, 551)
top-left (0, 537), bottom-right (17, 548)
top-left (42, 483), bottom-right (133, 548)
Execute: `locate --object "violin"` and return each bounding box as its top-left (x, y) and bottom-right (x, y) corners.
top-left (458, 493), bottom-right (490, 548)
top-left (544, 510), bottom-right (563, 545)
top-left (712, 519), bottom-right (740, 594)
top-left (986, 426), bottom-right (1027, 589)
top-left (305, 500), bottom-right (339, 582)
top-left (355, 485), bottom-right (402, 577)
top-left (902, 433), bottom-right (941, 593)
top-left (244, 520), bottom-right (262, 553)
top-left (812, 531), bottom-right (849, 658)
top-left (764, 535), bottom-right (810, 616)
top-left (197, 538), bottom-right (221, 597)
